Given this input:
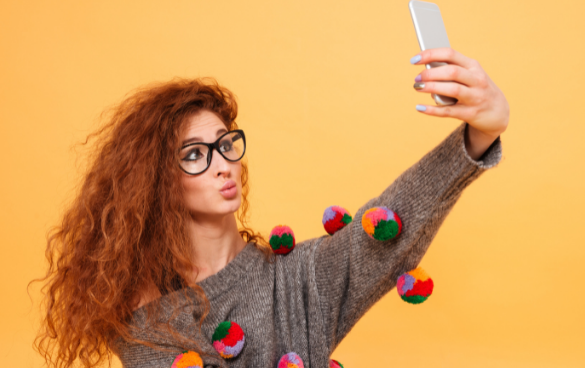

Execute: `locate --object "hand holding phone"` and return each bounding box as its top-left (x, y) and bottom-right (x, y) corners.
top-left (409, 0), bottom-right (457, 106)
top-left (405, 2), bottom-right (510, 140)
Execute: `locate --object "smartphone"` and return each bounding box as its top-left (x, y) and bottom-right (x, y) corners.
top-left (408, 0), bottom-right (458, 106)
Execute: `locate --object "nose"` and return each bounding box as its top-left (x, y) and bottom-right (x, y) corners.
top-left (210, 148), bottom-right (232, 177)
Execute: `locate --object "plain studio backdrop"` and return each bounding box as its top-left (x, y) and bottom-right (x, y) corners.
top-left (1, 1), bottom-right (584, 367)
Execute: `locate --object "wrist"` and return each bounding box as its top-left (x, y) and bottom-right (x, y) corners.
top-left (464, 123), bottom-right (500, 161)
top-left (470, 124), bottom-right (501, 141)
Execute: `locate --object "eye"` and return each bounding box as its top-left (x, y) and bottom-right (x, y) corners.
top-left (182, 147), bottom-right (204, 161)
top-left (219, 140), bottom-right (233, 153)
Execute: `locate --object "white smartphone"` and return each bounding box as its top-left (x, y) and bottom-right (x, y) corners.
top-left (408, 0), bottom-right (458, 106)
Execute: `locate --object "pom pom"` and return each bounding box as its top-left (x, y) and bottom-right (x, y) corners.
top-left (322, 206), bottom-right (353, 235)
top-left (397, 266), bottom-right (434, 304)
top-left (329, 359), bottom-right (344, 368)
top-left (212, 321), bottom-right (245, 358)
top-left (361, 206), bottom-right (402, 241)
top-left (278, 352), bottom-right (304, 368)
top-left (269, 225), bottom-right (296, 255)
top-left (171, 350), bottom-right (203, 368)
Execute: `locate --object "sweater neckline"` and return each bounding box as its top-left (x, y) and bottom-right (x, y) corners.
top-left (195, 241), bottom-right (259, 300)
top-left (131, 242), bottom-right (260, 318)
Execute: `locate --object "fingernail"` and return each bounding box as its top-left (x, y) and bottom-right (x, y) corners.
top-left (415, 74), bottom-right (422, 82)
top-left (413, 82), bottom-right (425, 90)
top-left (416, 105), bottom-right (427, 112)
top-left (410, 54), bottom-right (422, 64)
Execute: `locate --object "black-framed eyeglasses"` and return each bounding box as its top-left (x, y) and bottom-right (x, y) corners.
top-left (178, 129), bottom-right (246, 175)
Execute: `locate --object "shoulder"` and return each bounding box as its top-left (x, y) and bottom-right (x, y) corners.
top-left (132, 283), bottom-right (163, 312)
top-left (272, 235), bottom-right (329, 273)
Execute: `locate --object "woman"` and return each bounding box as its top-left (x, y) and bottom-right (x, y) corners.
top-left (35, 48), bottom-right (508, 368)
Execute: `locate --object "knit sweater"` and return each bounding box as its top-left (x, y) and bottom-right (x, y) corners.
top-left (112, 121), bottom-right (503, 368)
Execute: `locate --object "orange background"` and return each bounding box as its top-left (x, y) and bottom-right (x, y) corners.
top-left (1, 0), bottom-right (584, 367)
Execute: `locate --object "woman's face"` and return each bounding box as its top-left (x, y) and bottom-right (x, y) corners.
top-left (179, 109), bottom-right (243, 221)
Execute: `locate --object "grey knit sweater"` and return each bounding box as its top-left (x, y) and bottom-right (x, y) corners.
top-left (112, 122), bottom-right (503, 368)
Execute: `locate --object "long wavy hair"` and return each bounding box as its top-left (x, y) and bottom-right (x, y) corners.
top-left (32, 77), bottom-right (273, 368)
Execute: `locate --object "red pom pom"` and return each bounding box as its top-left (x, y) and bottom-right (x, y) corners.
top-left (322, 206), bottom-right (353, 235)
top-left (269, 225), bottom-right (296, 255)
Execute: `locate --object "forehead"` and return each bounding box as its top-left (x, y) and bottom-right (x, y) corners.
top-left (181, 110), bottom-right (228, 143)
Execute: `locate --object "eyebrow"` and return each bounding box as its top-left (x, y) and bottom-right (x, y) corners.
top-left (181, 128), bottom-right (228, 146)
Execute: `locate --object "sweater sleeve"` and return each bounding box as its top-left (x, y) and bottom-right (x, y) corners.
top-left (308, 122), bottom-right (503, 351)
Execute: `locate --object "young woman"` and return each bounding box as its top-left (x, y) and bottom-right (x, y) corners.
top-left (35, 48), bottom-right (509, 368)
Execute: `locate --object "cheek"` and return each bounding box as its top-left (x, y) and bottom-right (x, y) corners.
top-left (236, 164), bottom-right (244, 187)
top-left (181, 176), bottom-right (207, 203)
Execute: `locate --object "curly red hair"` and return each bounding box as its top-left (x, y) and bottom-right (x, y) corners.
top-left (32, 77), bottom-right (272, 368)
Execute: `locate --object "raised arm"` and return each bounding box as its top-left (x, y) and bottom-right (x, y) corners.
top-left (308, 120), bottom-right (503, 351)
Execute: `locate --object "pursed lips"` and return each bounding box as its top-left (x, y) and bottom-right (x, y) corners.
top-left (220, 180), bottom-right (236, 191)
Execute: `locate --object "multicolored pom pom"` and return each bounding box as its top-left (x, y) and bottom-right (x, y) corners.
top-left (397, 266), bottom-right (434, 304)
top-left (278, 352), bottom-right (304, 368)
top-left (361, 206), bottom-right (402, 241)
top-left (212, 321), bottom-right (245, 358)
top-left (269, 225), bottom-right (296, 255)
top-left (171, 350), bottom-right (203, 368)
top-left (329, 359), bottom-right (344, 368)
top-left (322, 206), bottom-right (353, 235)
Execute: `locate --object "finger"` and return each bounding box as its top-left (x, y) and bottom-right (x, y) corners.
top-left (413, 81), bottom-right (473, 103)
top-left (416, 64), bottom-right (477, 87)
top-left (415, 103), bottom-right (477, 121)
top-left (411, 47), bottom-right (477, 69)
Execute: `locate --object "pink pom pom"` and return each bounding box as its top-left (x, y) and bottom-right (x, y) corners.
top-left (269, 225), bottom-right (296, 255)
top-left (278, 352), bottom-right (304, 368)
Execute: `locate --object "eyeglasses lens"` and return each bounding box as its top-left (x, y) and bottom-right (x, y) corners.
top-left (179, 131), bottom-right (245, 174)
top-left (220, 131), bottom-right (245, 161)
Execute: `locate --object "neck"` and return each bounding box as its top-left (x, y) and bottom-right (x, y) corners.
top-left (186, 212), bottom-right (247, 283)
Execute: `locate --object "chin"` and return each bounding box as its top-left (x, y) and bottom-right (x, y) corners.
top-left (188, 200), bottom-right (241, 219)
top-left (221, 198), bottom-right (242, 214)
top-left (229, 201), bottom-right (242, 214)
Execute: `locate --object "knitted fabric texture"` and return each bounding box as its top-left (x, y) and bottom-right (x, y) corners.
top-left (397, 267), bottom-right (434, 304)
top-left (212, 321), bottom-right (245, 358)
top-left (322, 206), bottom-right (353, 235)
top-left (112, 122), bottom-right (502, 368)
top-left (269, 225), bottom-right (296, 255)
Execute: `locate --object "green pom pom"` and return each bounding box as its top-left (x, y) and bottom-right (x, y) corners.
top-left (373, 220), bottom-right (400, 241)
top-left (280, 233), bottom-right (294, 248)
top-left (401, 295), bottom-right (428, 304)
top-left (341, 214), bottom-right (353, 225)
top-left (270, 233), bottom-right (294, 250)
top-left (269, 235), bottom-right (280, 250)
top-left (212, 321), bottom-right (231, 341)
